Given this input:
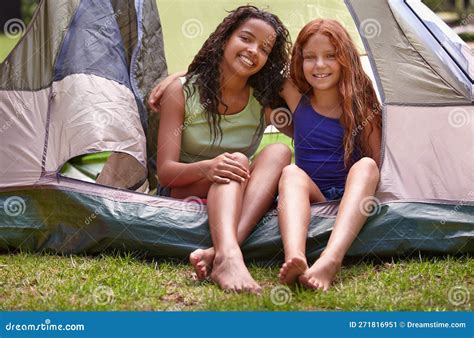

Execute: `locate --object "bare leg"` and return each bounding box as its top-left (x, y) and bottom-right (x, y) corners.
top-left (277, 164), bottom-right (326, 285)
top-left (170, 178), bottom-right (211, 199)
top-left (190, 144), bottom-right (292, 280)
top-left (204, 152), bottom-right (264, 293)
top-left (299, 157), bottom-right (380, 291)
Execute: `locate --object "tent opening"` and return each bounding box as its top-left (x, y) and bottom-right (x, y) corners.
top-left (60, 152), bottom-right (149, 193)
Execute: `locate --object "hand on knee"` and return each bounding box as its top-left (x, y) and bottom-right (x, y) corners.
top-left (230, 152), bottom-right (250, 170)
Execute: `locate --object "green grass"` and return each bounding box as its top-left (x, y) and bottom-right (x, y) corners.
top-left (0, 252), bottom-right (472, 311)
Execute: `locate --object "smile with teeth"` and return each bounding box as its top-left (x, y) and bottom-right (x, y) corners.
top-left (239, 55), bottom-right (255, 67)
top-left (314, 73), bottom-right (331, 78)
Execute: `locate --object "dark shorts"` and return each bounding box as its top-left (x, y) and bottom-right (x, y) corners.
top-left (156, 183), bottom-right (171, 197)
top-left (321, 186), bottom-right (345, 201)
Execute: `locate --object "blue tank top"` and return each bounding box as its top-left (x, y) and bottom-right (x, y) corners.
top-left (294, 95), bottom-right (349, 191)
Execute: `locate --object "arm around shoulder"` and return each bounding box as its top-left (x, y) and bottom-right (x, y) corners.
top-left (279, 79), bottom-right (302, 113)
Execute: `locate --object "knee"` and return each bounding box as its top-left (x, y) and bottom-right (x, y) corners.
top-left (230, 152), bottom-right (250, 170)
top-left (279, 164), bottom-right (305, 186)
top-left (268, 143), bottom-right (292, 161)
top-left (350, 157), bottom-right (380, 184)
top-left (261, 143), bottom-right (292, 167)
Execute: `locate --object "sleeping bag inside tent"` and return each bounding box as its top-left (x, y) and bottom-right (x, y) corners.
top-left (0, 0), bottom-right (472, 261)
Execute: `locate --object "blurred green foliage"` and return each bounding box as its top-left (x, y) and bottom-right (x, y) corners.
top-left (459, 32), bottom-right (474, 41)
top-left (21, 0), bottom-right (39, 25)
top-left (423, 0), bottom-right (453, 12)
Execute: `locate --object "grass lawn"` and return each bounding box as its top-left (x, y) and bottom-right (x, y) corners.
top-left (0, 252), bottom-right (472, 311)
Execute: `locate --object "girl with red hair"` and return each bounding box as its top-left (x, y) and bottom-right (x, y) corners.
top-left (277, 18), bottom-right (382, 291)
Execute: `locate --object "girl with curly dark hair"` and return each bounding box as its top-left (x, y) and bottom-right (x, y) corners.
top-left (149, 6), bottom-right (292, 293)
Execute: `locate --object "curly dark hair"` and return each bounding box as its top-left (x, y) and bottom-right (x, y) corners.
top-left (184, 5), bottom-right (291, 147)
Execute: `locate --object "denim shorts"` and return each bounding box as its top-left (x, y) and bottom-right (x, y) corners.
top-left (321, 186), bottom-right (345, 201)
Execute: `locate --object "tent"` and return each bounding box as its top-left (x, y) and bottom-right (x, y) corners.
top-left (0, 0), bottom-right (472, 262)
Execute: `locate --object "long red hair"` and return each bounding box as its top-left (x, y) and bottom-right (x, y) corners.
top-left (290, 19), bottom-right (381, 167)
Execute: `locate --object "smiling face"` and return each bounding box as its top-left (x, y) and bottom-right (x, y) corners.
top-left (302, 33), bottom-right (342, 94)
top-left (221, 18), bottom-right (276, 80)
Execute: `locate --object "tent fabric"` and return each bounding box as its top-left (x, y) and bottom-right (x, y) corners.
top-left (0, 0), bottom-right (81, 90)
top-left (0, 88), bottom-right (49, 186)
top-left (96, 152), bottom-right (148, 192)
top-left (0, 181), bottom-right (472, 260)
top-left (53, 0), bottom-right (132, 90)
top-left (347, 0), bottom-right (474, 207)
top-left (404, 0), bottom-right (473, 82)
top-left (132, 0), bottom-right (168, 188)
top-left (0, 0), bottom-right (473, 259)
top-left (45, 74), bottom-right (146, 173)
top-left (376, 104), bottom-right (474, 203)
top-left (0, 0), bottom-right (161, 189)
top-left (390, 0), bottom-right (471, 101)
top-left (346, 0), bottom-right (472, 105)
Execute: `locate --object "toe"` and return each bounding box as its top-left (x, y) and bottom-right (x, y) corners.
top-left (314, 280), bottom-right (324, 290)
top-left (251, 283), bottom-right (262, 294)
top-left (298, 274), bottom-right (307, 284)
top-left (190, 253), bottom-right (200, 264)
top-left (308, 277), bottom-right (319, 289)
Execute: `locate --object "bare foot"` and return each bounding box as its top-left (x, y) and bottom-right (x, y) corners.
top-left (298, 254), bottom-right (342, 291)
top-left (278, 256), bottom-right (308, 285)
top-left (210, 252), bottom-right (262, 294)
top-left (189, 248), bottom-right (215, 281)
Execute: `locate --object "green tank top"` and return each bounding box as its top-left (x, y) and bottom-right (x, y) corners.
top-left (178, 77), bottom-right (264, 163)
